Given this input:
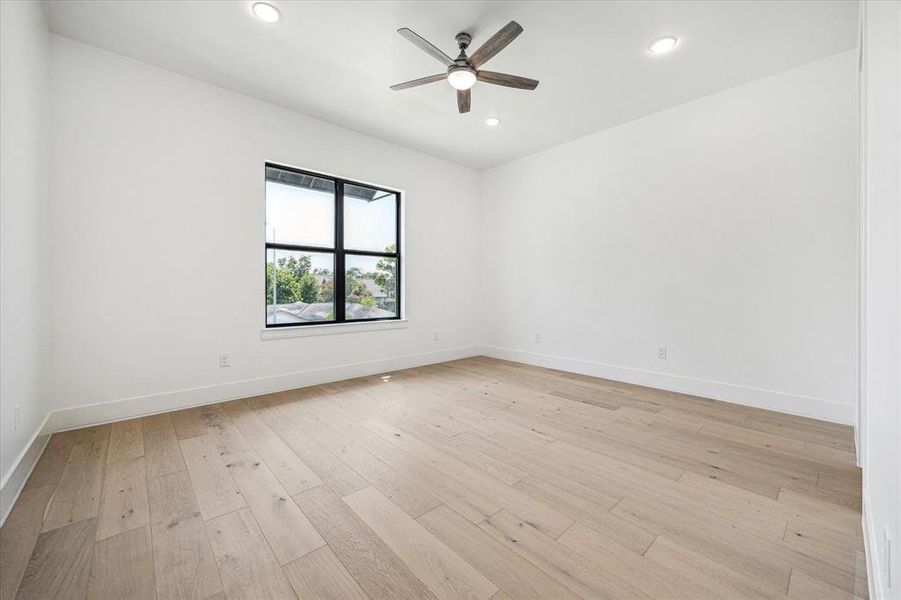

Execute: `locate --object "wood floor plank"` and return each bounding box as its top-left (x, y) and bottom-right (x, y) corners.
top-left (297, 414), bottom-right (442, 518)
top-left (777, 488), bottom-right (862, 532)
top-left (0, 483), bottom-right (55, 600)
top-left (802, 443), bottom-right (858, 467)
top-left (491, 426), bottom-right (789, 540)
top-left (679, 470), bottom-right (818, 528)
top-left (616, 489), bottom-right (862, 596)
top-left (108, 418), bottom-right (145, 463)
top-left (194, 403), bottom-right (234, 436)
top-left (367, 419), bottom-right (574, 538)
top-left (16, 518), bottom-right (97, 600)
top-left (784, 518), bottom-right (862, 573)
top-left (179, 434), bottom-right (245, 521)
top-left (86, 525), bottom-right (156, 600)
top-left (344, 486), bottom-right (498, 600)
top-left (142, 411), bottom-right (174, 432)
top-left (256, 398), bottom-right (369, 496)
top-left (512, 475), bottom-right (655, 554)
top-left (644, 535), bottom-right (778, 600)
top-left (171, 408), bottom-right (207, 440)
top-left (788, 568), bottom-right (862, 600)
top-left (205, 507), bottom-right (298, 599)
top-left (21, 431), bottom-right (74, 490)
top-left (221, 448), bottom-right (325, 564)
top-left (612, 495), bottom-right (793, 596)
top-left (222, 399), bottom-right (322, 494)
top-left (283, 545), bottom-right (369, 600)
top-left (854, 550), bottom-right (869, 598)
top-left (148, 470), bottom-right (224, 600)
top-left (479, 509), bottom-right (649, 599)
top-left (95, 456), bottom-right (150, 541)
top-left (305, 395), bottom-right (400, 455)
top-left (294, 485), bottom-right (438, 600)
top-left (144, 426), bottom-right (187, 480)
top-left (700, 419), bottom-right (806, 453)
top-left (42, 432), bottom-right (109, 532)
top-left (454, 431), bottom-right (628, 510)
top-left (442, 434), bottom-right (528, 486)
top-left (418, 504), bottom-right (582, 600)
top-left (557, 521), bottom-right (716, 599)
top-left (399, 419), bottom-right (528, 485)
top-left (378, 446), bottom-right (497, 523)
top-left (817, 471), bottom-right (862, 498)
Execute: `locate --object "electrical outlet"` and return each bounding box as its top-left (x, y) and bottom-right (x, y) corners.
top-left (432, 331), bottom-right (440, 342)
top-left (535, 333), bottom-right (542, 344)
top-left (219, 353), bottom-right (230, 368)
top-left (14, 405), bottom-right (20, 430)
top-left (656, 346), bottom-right (667, 359)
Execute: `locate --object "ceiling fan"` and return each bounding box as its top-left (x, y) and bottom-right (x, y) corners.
top-left (390, 20), bottom-right (539, 114)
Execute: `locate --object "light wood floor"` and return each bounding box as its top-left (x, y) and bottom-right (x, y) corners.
top-left (1, 357), bottom-right (867, 600)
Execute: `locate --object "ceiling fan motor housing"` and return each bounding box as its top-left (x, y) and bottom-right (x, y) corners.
top-left (455, 32), bottom-right (472, 51)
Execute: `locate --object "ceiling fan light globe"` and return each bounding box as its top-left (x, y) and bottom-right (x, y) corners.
top-left (447, 68), bottom-right (477, 90)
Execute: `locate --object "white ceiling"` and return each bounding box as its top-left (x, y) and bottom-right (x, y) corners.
top-left (43, 1), bottom-right (858, 170)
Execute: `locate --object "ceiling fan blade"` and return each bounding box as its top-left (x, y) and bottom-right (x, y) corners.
top-left (390, 74), bottom-right (447, 91)
top-left (468, 21), bottom-right (523, 69)
top-left (457, 89), bottom-right (471, 113)
top-left (476, 71), bottom-right (539, 90)
top-left (397, 28), bottom-right (454, 67)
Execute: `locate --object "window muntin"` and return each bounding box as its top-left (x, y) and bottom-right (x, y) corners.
top-left (264, 164), bottom-right (400, 327)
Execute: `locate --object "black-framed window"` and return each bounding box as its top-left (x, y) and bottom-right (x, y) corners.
top-left (265, 163), bottom-right (401, 327)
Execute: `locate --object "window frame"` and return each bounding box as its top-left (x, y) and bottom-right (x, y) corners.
top-left (264, 162), bottom-right (402, 328)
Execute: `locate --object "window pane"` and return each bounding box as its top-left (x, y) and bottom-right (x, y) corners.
top-left (343, 185), bottom-right (396, 253)
top-left (265, 167), bottom-right (335, 247)
top-left (345, 254), bottom-right (398, 319)
top-left (266, 248), bottom-right (335, 324)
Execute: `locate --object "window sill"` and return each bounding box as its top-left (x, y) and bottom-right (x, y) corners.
top-left (260, 319), bottom-right (408, 340)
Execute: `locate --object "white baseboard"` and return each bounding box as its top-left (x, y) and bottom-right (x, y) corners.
top-left (863, 490), bottom-right (890, 600)
top-left (44, 345), bottom-right (481, 434)
top-left (479, 345), bottom-right (856, 425)
top-left (0, 412), bottom-right (51, 526)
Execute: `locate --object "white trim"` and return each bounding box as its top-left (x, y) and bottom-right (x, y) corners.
top-left (863, 490), bottom-right (884, 600)
top-left (43, 345), bottom-right (480, 434)
top-left (0, 412), bottom-right (51, 526)
top-left (479, 345), bottom-right (856, 425)
top-left (261, 319), bottom-right (408, 340)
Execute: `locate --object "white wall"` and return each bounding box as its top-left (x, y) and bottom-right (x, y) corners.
top-left (859, 1), bottom-right (901, 597)
top-left (46, 41), bottom-right (860, 431)
top-left (0, 1), bottom-right (52, 519)
top-left (479, 50), bottom-right (859, 424)
top-left (47, 36), bottom-right (481, 429)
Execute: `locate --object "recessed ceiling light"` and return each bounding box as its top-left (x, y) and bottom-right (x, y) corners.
top-left (485, 117), bottom-right (501, 127)
top-left (252, 2), bottom-right (281, 23)
top-left (648, 36), bottom-right (678, 55)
